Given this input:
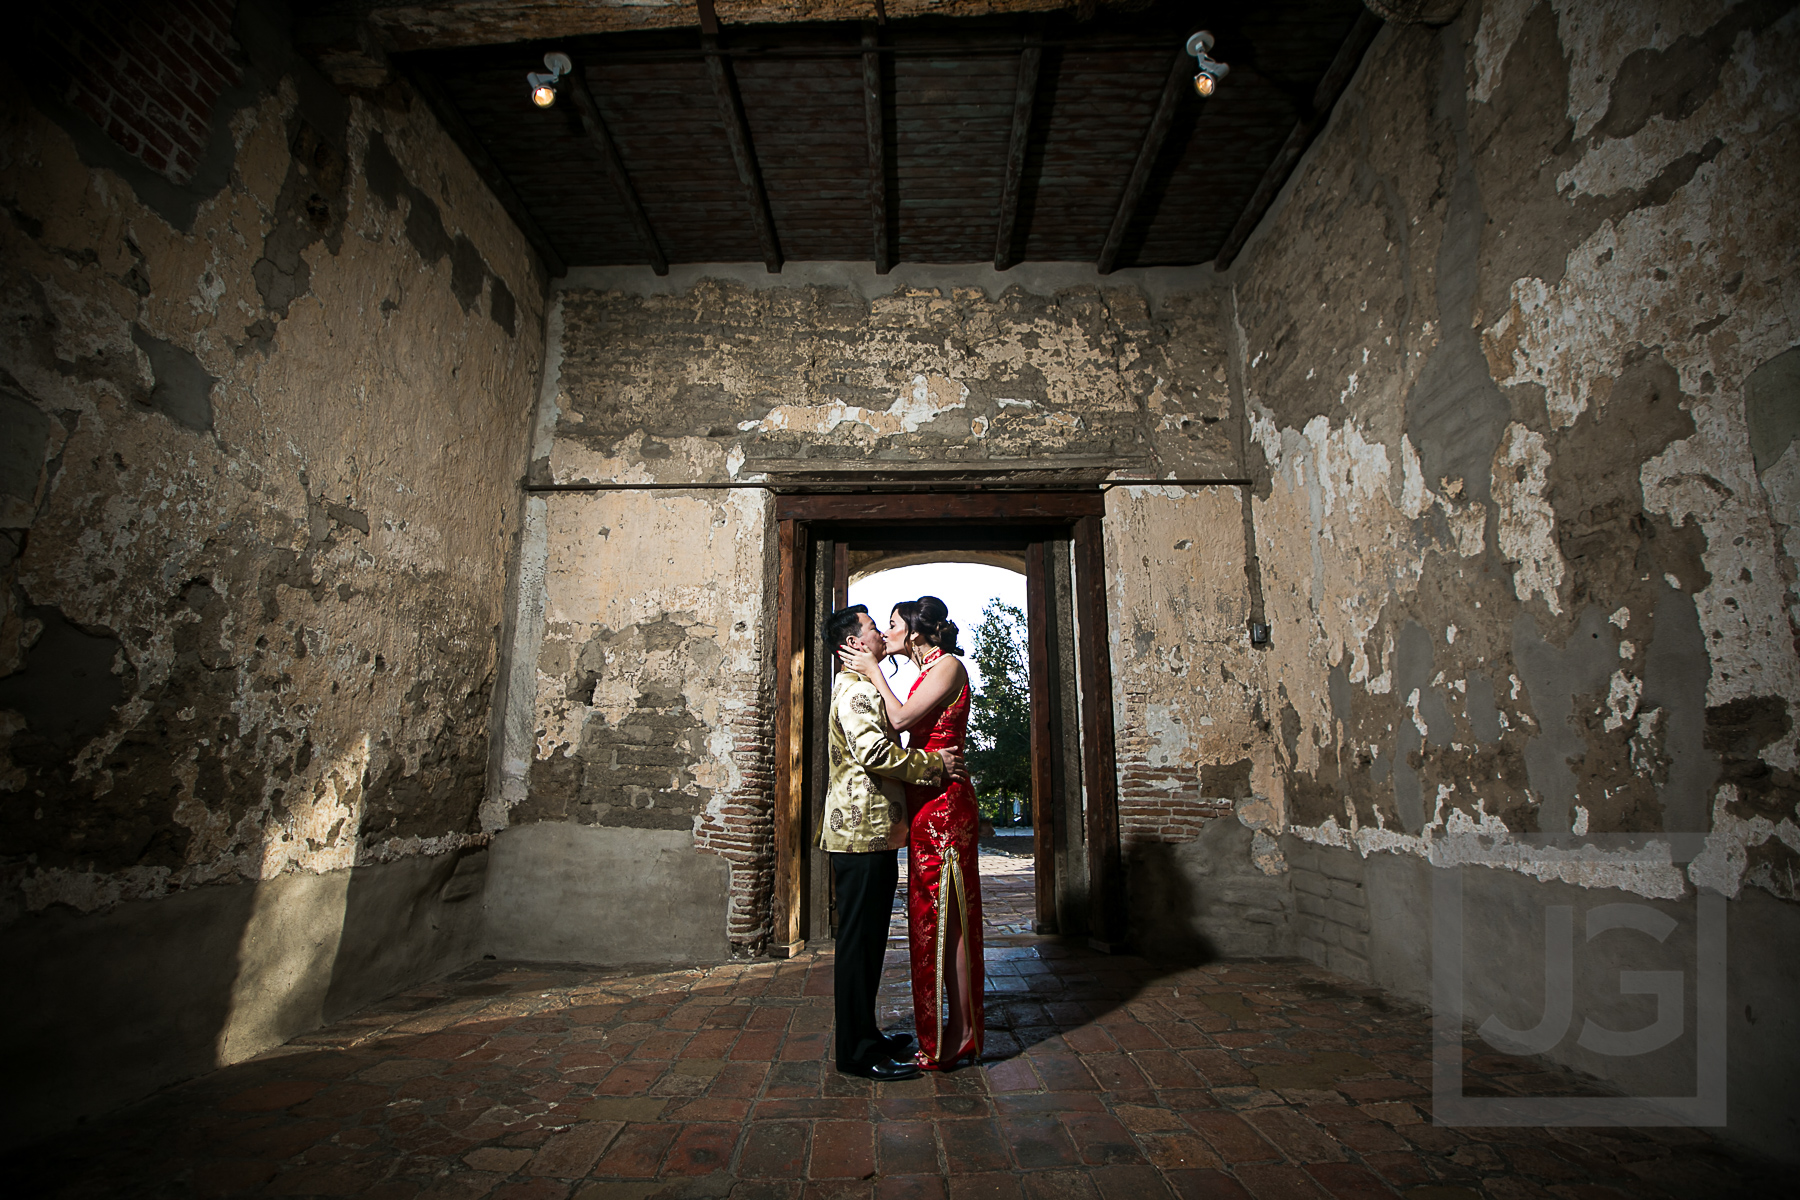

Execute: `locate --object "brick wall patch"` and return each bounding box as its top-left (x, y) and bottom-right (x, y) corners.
top-left (35, 0), bottom-right (243, 184)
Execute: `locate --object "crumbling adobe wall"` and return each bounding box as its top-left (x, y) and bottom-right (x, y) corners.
top-left (496, 265), bottom-right (1235, 956)
top-left (1228, 0), bottom-right (1798, 1155)
top-left (1236, 0), bottom-right (1799, 909)
top-left (1105, 484), bottom-right (1294, 957)
top-left (496, 487), bottom-right (764, 960)
top-left (547, 271), bottom-right (1236, 482)
top-left (0, 1), bottom-right (544, 1144)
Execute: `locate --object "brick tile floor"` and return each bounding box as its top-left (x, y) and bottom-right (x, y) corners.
top-left (8, 849), bottom-right (1782, 1198)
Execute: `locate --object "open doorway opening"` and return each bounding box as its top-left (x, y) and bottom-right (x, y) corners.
top-left (848, 561), bottom-right (1034, 949)
top-left (768, 492), bottom-right (1124, 961)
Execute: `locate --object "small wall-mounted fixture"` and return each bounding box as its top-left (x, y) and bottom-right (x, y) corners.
top-left (1186, 31), bottom-right (1230, 97)
top-left (527, 51), bottom-right (573, 108)
top-left (1249, 621), bottom-right (1271, 646)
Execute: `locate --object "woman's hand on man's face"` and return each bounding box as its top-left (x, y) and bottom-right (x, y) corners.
top-left (838, 641), bottom-right (881, 678)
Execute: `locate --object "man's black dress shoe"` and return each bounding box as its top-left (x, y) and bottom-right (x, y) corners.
top-left (840, 1057), bottom-right (922, 1081)
top-left (884, 1032), bottom-right (915, 1056)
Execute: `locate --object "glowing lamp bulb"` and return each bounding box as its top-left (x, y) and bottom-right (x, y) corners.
top-left (1186, 32), bottom-right (1228, 99)
top-left (527, 54), bottom-right (572, 109)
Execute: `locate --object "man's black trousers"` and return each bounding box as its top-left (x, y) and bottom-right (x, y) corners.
top-left (830, 848), bottom-right (899, 1070)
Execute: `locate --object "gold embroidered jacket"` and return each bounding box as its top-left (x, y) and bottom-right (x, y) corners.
top-left (819, 668), bottom-right (945, 853)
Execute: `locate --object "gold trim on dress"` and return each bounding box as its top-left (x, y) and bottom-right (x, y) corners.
top-left (927, 843), bottom-right (980, 1067)
top-left (946, 845), bottom-right (980, 1063)
top-left (933, 845), bottom-right (951, 1057)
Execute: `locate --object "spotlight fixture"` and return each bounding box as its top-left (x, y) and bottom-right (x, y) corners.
top-left (1186, 31), bottom-right (1230, 97)
top-left (527, 51), bottom-right (573, 108)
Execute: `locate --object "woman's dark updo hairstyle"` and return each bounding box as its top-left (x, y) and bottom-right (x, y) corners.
top-left (891, 595), bottom-right (962, 656)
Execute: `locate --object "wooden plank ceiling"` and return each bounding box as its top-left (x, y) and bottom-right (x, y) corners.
top-left (399, 0), bottom-right (1373, 273)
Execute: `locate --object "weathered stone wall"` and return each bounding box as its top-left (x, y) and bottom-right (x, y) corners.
top-left (496, 487), bottom-right (768, 958)
top-left (1105, 486), bottom-right (1263, 845)
top-left (545, 267), bottom-right (1236, 483)
top-left (1103, 484), bottom-right (1297, 957)
top-left (494, 263), bottom-right (1237, 956)
top-left (0, 0), bottom-right (545, 1145)
top-left (1227, 0), bottom-right (1799, 1158)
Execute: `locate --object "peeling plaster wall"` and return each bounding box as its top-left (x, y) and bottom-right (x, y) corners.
top-left (490, 485), bottom-right (768, 958)
top-left (1227, 0), bottom-right (1800, 1157)
top-left (0, 2), bottom-right (545, 1146)
top-left (1103, 485), bottom-right (1293, 951)
top-left (503, 265), bottom-right (1241, 957)
top-left (546, 266), bottom-right (1236, 483)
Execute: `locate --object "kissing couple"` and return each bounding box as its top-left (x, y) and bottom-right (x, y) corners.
top-left (820, 595), bottom-right (984, 1081)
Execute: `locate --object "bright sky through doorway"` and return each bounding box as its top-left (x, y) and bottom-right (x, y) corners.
top-left (847, 562), bottom-right (1026, 700)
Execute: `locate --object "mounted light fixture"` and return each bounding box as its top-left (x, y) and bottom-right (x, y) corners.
top-left (527, 51), bottom-right (573, 108)
top-left (1186, 31), bottom-right (1230, 97)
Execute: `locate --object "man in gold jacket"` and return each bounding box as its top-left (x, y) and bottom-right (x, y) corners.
top-left (821, 604), bottom-right (960, 1080)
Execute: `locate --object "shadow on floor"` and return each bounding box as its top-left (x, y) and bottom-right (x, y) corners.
top-left (6, 940), bottom-right (1786, 1199)
top-left (875, 846), bottom-right (1230, 1061)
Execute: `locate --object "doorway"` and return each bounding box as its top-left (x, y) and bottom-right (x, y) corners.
top-left (768, 492), bottom-right (1123, 958)
top-left (848, 559), bottom-right (1030, 950)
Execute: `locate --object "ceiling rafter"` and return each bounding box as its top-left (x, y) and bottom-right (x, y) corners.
top-left (376, 1), bottom-right (1375, 274)
top-left (564, 69), bottom-right (668, 276)
top-left (1095, 46), bottom-right (1190, 276)
top-left (993, 22), bottom-right (1043, 271)
top-left (699, 0), bottom-right (783, 273)
top-left (861, 21), bottom-right (891, 274)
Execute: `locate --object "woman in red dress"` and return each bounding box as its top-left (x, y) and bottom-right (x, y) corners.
top-left (841, 595), bottom-right (983, 1069)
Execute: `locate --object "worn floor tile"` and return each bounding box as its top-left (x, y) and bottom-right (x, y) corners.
top-left (5, 846), bottom-right (1780, 1199)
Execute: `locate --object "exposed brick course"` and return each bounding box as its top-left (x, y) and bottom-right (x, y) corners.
top-left (694, 696), bottom-right (778, 956)
top-left (1116, 690), bottom-right (1236, 850)
top-left (34, 0), bottom-right (243, 183)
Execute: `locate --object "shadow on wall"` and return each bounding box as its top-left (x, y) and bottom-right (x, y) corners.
top-left (993, 822), bottom-right (1294, 1054)
top-left (1125, 841), bottom-right (1221, 965)
top-left (0, 850), bottom-right (486, 1154)
top-left (1124, 818), bottom-right (1295, 965)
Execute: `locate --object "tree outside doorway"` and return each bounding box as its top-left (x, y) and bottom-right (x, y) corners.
top-left (845, 563), bottom-right (1031, 829)
top-left (967, 600), bottom-right (1031, 830)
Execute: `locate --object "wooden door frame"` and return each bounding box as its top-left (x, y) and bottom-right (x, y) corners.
top-left (1025, 540), bottom-right (1056, 932)
top-left (769, 491), bottom-right (1119, 957)
top-left (1073, 513), bottom-right (1124, 950)
top-left (771, 519), bottom-right (810, 955)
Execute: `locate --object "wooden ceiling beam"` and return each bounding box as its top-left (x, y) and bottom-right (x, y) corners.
top-left (993, 25), bottom-right (1042, 271)
top-left (1213, 9), bottom-right (1383, 270)
top-left (700, 0), bottom-right (783, 272)
top-left (1095, 47), bottom-right (1189, 276)
top-left (862, 22), bottom-right (891, 274)
top-left (349, 1), bottom-right (1075, 52)
top-left (563, 70), bottom-right (669, 276)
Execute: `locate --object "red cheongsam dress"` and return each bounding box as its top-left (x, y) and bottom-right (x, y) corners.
top-left (903, 650), bottom-right (984, 1068)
